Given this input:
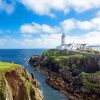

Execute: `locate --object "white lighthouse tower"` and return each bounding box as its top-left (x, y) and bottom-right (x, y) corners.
top-left (56, 33), bottom-right (67, 50)
top-left (61, 33), bottom-right (66, 45)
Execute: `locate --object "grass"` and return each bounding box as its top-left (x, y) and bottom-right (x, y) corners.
top-left (0, 62), bottom-right (43, 100)
top-left (43, 49), bottom-right (65, 56)
top-left (42, 49), bottom-right (92, 70)
top-left (79, 49), bottom-right (100, 54)
top-left (81, 71), bottom-right (100, 89)
top-left (49, 54), bottom-right (90, 62)
top-left (43, 49), bottom-right (100, 64)
top-left (43, 49), bottom-right (100, 90)
top-left (0, 62), bottom-right (23, 99)
top-left (20, 69), bottom-right (42, 100)
top-left (20, 71), bottom-right (33, 90)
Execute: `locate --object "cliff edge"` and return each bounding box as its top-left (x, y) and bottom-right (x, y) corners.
top-left (0, 62), bottom-right (43, 100)
top-left (29, 49), bottom-right (100, 100)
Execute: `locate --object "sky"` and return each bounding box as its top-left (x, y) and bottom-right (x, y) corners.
top-left (0, 0), bottom-right (100, 49)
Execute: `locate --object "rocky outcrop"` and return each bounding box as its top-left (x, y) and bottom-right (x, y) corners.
top-left (46, 72), bottom-right (100, 100)
top-left (29, 49), bottom-right (100, 100)
top-left (0, 62), bottom-right (43, 100)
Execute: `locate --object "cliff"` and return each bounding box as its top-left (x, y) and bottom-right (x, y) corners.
top-left (0, 62), bottom-right (43, 100)
top-left (29, 49), bottom-right (100, 100)
top-left (29, 49), bottom-right (100, 74)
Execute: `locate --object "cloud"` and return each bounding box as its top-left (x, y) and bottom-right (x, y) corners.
top-left (60, 16), bottom-right (100, 32)
top-left (84, 31), bottom-right (100, 44)
top-left (91, 17), bottom-right (100, 31)
top-left (65, 31), bottom-right (100, 45)
top-left (77, 21), bottom-right (95, 30)
top-left (0, 0), bottom-right (100, 16)
top-left (20, 22), bottom-right (60, 34)
top-left (20, 23), bottom-right (40, 34)
top-left (0, 0), bottom-right (15, 14)
top-left (19, 0), bottom-right (68, 17)
top-left (60, 19), bottom-right (76, 32)
top-left (21, 15), bottom-right (100, 35)
top-left (20, 33), bottom-right (61, 48)
top-left (20, 17), bottom-right (100, 34)
top-left (18, 14), bottom-right (100, 48)
top-left (0, 38), bottom-right (7, 47)
top-left (0, 30), bottom-right (100, 49)
top-left (0, 33), bottom-right (61, 48)
top-left (20, 20), bottom-right (92, 35)
top-left (18, 0), bottom-right (100, 17)
top-left (68, 0), bottom-right (100, 13)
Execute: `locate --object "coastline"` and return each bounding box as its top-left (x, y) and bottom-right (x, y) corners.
top-left (0, 61), bottom-right (44, 100)
top-left (28, 49), bottom-right (100, 100)
top-left (29, 65), bottom-right (84, 100)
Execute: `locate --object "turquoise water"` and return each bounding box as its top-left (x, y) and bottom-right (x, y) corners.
top-left (0, 49), bottom-right (68, 100)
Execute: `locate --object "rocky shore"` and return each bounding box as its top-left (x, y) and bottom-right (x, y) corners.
top-left (0, 62), bottom-right (44, 100)
top-left (29, 49), bottom-right (100, 100)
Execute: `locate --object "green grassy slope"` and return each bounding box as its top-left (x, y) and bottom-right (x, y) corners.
top-left (0, 62), bottom-right (21, 99)
top-left (0, 62), bottom-right (43, 100)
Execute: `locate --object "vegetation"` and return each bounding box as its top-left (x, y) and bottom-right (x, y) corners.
top-left (81, 71), bottom-right (100, 89)
top-left (43, 49), bottom-right (91, 60)
top-left (79, 49), bottom-right (100, 54)
top-left (39, 49), bottom-right (100, 99)
top-left (0, 62), bottom-right (22, 99)
top-left (0, 62), bottom-right (43, 100)
top-left (43, 49), bottom-right (66, 56)
top-left (41, 49), bottom-right (94, 72)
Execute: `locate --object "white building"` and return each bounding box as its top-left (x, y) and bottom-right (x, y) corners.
top-left (85, 45), bottom-right (100, 51)
top-left (56, 33), bottom-right (67, 50)
top-left (56, 33), bottom-right (100, 51)
top-left (56, 33), bottom-right (86, 50)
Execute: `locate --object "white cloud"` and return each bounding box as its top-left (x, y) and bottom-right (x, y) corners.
top-left (60, 16), bottom-right (100, 32)
top-left (21, 18), bottom-right (99, 35)
top-left (41, 24), bottom-right (59, 34)
top-left (20, 33), bottom-right (61, 48)
top-left (20, 23), bottom-right (40, 34)
top-left (0, 0), bottom-right (15, 14)
top-left (18, 0), bottom-right (100, 17)
top-left (18, 14), bottom-right (100, 48)
top-left (59, 31), bottom-right (100, 45)
top-left (84, 31), bottom-right (100, 44)
top-left (60, 19), bottom-right (76, 32)
top-left (0, 38), bottom-right (7, 47)
top-left (19, 0), bottom-right (68, 17)
top-left (60, 19), bottom-right (94, 32)
top-left (77, 21), bottom-right (94, 30)
top-left (0, 0), bottom-right (99, 16)
top-left (0, 33), bottom-right (61, 48)
top-left (68, 0), bottom-right (100, 13)
top-left (40, 34), bottom-right (61, 47)
top-left (20, 22), bottom-right (60, 34)
top-left (91, 17), bottom-right (100, 31)
top-left (21, 19), bottom-right (96, 35)
top-left (0, 30), bottom-right (100, 48)
top-left (0, 0), bottom-right (100, 16)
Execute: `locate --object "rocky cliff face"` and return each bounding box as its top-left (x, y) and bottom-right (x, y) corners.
top-left (0, 62), bottom-right (43, 100)
top-left (29, 49), bottom-right (100, 74)
top-left (29, 49), bottom-right (100, 100)
top-left (46, 71), bottom-right (100, 100)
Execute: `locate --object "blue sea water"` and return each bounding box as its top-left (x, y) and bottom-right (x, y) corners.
top-left (0, 49), bottom-right (68, 100)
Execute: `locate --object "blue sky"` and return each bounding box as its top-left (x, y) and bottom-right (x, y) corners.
top-left (0, 0), bottom-right (100, 48)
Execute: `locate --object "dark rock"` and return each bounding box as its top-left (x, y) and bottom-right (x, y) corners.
top-left (29, 49), bottom-right (100, 100)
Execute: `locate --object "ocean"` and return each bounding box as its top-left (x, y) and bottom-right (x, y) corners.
top-left (0, 49), bottom-right (68, 100)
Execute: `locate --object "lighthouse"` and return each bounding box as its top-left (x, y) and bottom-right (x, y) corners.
top-left (56, 33), bottom-right (67, 50)
top-left (61, 33), bottom-right (66, 45)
